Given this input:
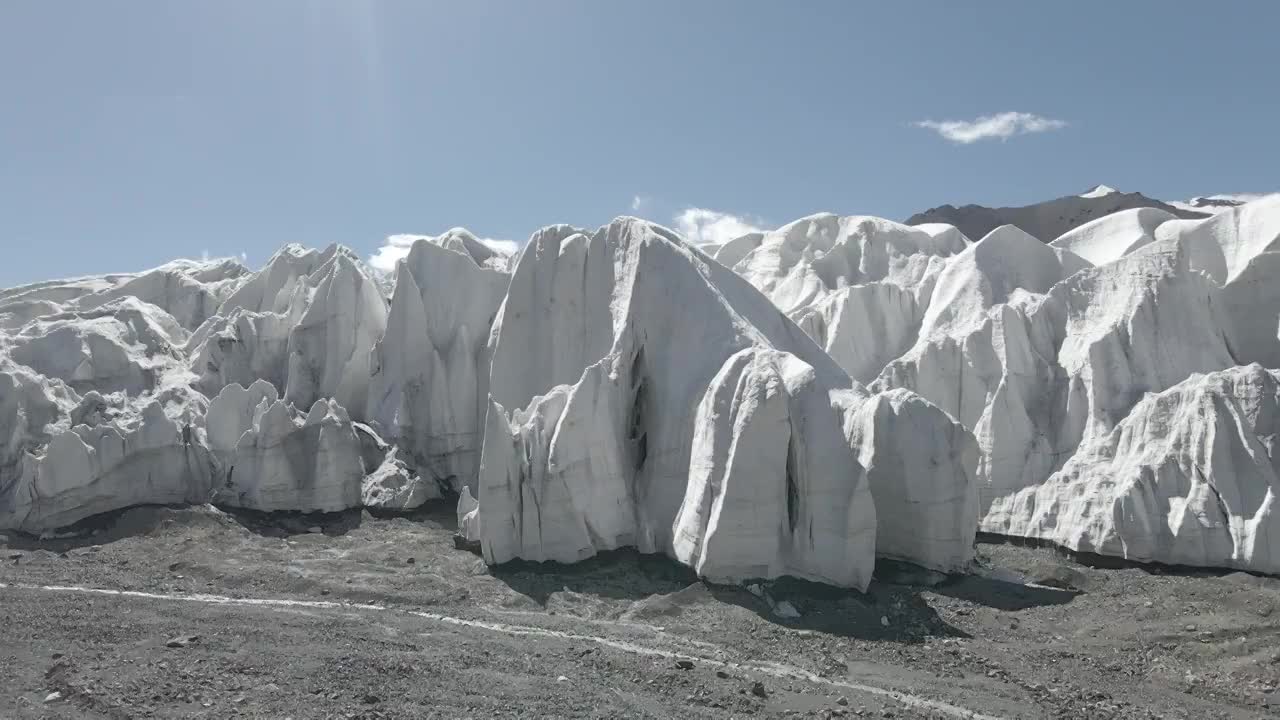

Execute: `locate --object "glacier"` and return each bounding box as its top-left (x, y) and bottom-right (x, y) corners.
top-left (724, 193), bottom-right (1280, 572)
top-left (2, 192), bottom-right (1278, 583)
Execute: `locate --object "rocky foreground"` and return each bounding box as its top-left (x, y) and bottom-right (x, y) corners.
top-left (2, 505), bottom-right (1278, 719)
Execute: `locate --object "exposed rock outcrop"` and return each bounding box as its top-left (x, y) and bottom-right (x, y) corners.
top-left (907, 186), bottom-right (1208, 244)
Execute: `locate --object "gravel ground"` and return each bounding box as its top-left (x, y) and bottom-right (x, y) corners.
top-left (2, 502), bottom-right (1279, 719)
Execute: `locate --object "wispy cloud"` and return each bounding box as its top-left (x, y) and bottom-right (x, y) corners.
top-left (369, 232), bottom-right (517, 272)
top-left (631, 194), bottom-right (650, 213)
top-left (673, 208), bottom-right (766, 246)
top-left (914, 111), bottom-right (1067, 144)
top-left (477, 238), bottom-right (519, 255)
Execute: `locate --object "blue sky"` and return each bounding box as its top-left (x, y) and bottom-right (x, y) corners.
top-left (2, 1), bottom-right (1276, 285)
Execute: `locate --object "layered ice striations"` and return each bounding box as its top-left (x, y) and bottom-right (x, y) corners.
top-left (209, 390), bottom-right (367, 513)
top-left (721, 194), bottom-right (1280, 572)
top-left (470, 218), bottom-right (977, 589)
top-left (989, 365), bottom-right (1280, 573)
top-left (367, 231), bottom-right (509, 492)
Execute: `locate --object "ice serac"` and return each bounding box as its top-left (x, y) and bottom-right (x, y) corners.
top-left (876, 225), bottom-right (1239, 532)
top-left (283, 252), bottom-right (388, 420)
top-left (432, 227), bottom-right (515, 271)
top-left (0, 258), bottom-right (248, 332)
top-left (204, 379), bottom-right (280, 460)
top-left (991, 366), bottom-right (1280, 573)
top-left (1051, 243), bottom-right (1236, 453)
top-left (209, 391), bottom-right (366, 513)
top-left (0, 396), bottom-right (214, 533)
top-left (725, 215), bottom-right (969, 385)
top-left (915, 225), bottom-right (1064, 342)
top-left (0, 280), bottom-right (225, 531)
top-left (1049, 207), bottom-right (1176, 267)
top-left (218, 244), bottom-right (334, 318)
top-left (875, 226), bottom-right (1070, 472)
top-left (367, 231), bottom-right (510, 492)
top-left (1156, 195), bottom-right (1280, 368)
top-left (846, 389), bottom-right (979, 572)
top-left (486, 225), bottom-right (618, 409)
top-left (0, 243), bottom-right (394, 529)
top-left (188, 244), bottom-right (385, 405)
top-left (0, 361), bottom-right (74, 484)
top-left (361, 449), bottom-right (442, 511)
top-left (4, 297), bottom-right (190, 397)
top-left (793, 282), bottom-right (921, 384)
top-left (670, 349), bottom-right (879, 584)
top-left (473, 217), bottom-right (978, 588)
top-left (0, 361), bottom-right (77, 529)
top-left (69, 258), bottom-right (250, 331)
top-left (708, 231), bottom-right (765, 271)
top-left (457, 485), bottom-right (481, 541)
top-left (188, 310), bottom-right (294, 396)
top-left (731, 214), bottom-right (968, 315)
top-left (1157, 194), bottom-right (1280, 285)
top-left (0, 275), bottom-right (128, 329)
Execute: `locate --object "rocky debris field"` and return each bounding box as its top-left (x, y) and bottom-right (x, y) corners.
top-left (3, 504), bottom-right (1279, 719)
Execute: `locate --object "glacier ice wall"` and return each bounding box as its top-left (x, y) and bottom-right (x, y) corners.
top-left (4, 193), bottom-right (1277, 579)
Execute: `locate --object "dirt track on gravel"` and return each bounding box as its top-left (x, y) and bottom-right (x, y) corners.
top-left (3, 502), bottom-right (1280, 719)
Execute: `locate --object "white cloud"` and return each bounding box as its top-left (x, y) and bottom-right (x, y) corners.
top-left (368, 235), bottom-right (417, 271)
top-left (479, 238), bottom-right (519, 255)
top-left (369, 232), bottom-right (518, 272)
top-left (631, 194), bottom-right (650, 212)
top-left (673, 208), bottom-right (766, 246)
top-left (200, 249), bottom-right (210, 262)
top-left (913, 111), bottom-right (1067, 144)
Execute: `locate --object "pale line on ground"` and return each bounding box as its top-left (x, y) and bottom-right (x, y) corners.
top-left (0, 582), bottom-right (1004, 720)
top-left (485, 607), bottom-right (725, 651)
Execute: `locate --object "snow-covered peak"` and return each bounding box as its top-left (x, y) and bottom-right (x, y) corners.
top-left (1167, 192), bottom-right (1277, 215)
top-left (1079, 184), bottom-right (1119, 199)
top-left (907, 186), bottom-right (1207, 243)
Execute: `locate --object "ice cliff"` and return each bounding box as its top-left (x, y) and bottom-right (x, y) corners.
top-left (728, 195), bottom-right (1280, 572)
top-left (3, 193), bottom-right (1278, 580)
top-left (466, 218), bottom-right (976, 588)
